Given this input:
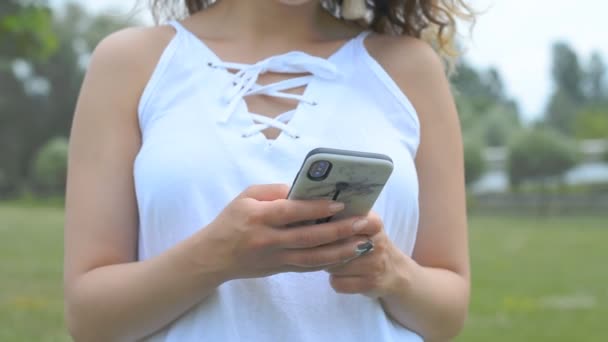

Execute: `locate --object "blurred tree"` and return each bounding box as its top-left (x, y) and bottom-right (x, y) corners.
top-left (0, 3), bottom-right (134, 197)
top-left (455, 96), bottom-right (476, 132)
top-left (479, 104), bottom-right (521, 147)
top-left (574, 107), bottom-right (608, 140)
top-left (463, 137), bottom-right (485, 186)
top-left (551, 42), bottom-right (585, 102)
top-left (585, 52), bottom-right (607, 102)
top-left (1, 0), bottom-right (55, 195)
top-left (452, 60), bottom-right (522, 149)
top-left (544, 42), bottom-right (585, 135)
top-left (570, 51), bottom-right (608, 141)
top-left (0, 0), bottom-right (57, 64)
top-left (37, 3), bottom-right (134, 139)
top-left (507, 128), bottom-right (579, 189)
top-left (31, 136), bottom-right (68, 195)
top-left (545, 88), bottom-right (580, 136)
top-left (452, 63), bottom-right (518, 117)
top-left (0, 70), bottom-right (30, 196)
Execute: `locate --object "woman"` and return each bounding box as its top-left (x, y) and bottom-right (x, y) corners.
top-left (64, 0), bottom-right (472, 341)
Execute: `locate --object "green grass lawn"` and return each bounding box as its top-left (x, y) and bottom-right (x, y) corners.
top-left (0, 205), bottom-right (606, 341)
top-left (460, 215), bottom-right (608, 342)
top-left (0, 205), bottom-right (67, 342)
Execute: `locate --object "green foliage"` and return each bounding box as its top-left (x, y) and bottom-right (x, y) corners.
top-left (0, 70), bottom-right (29, 196)
top-left (452, 61), bottom-right (522, 148)
top-left (480, 105), bottom-right (521, 147)
top-left (0, 169), bottom-right (6, 195)
top-left (455, 96), bottom-right (477, 132)
top-left (452, 64), bottom-right (504, 103)
top-left (452, 63), bottom-right (519, 118)
top-left (585, 52), bottom-right (606, 102)
top-left (0, 1), bottom-right (57, 61)
top-left (545, 88), bottom-right (580, 136)
top-left (574, 106), bottom-right (608, 140)
top-left (0, 3), bottom-right (135, 199)
top-left (31, 137), bottom-right (68, 195)
top-left (543, 44), bottom-right (608, 137)
top-left (463, 137), bottom-right (486, 186)
top-left (507, 129), bottom-right (579, 188)
top-left (550, 42), bottom-right (585, 102)
top-left (544, 42), bottom-right (585, 135)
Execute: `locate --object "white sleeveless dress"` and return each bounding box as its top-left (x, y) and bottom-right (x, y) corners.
top-left (134, 20), bottom-right (422, 341)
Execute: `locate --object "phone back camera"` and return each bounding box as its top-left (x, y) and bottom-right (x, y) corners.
top-left (307, 160), bottom-right (332, 181)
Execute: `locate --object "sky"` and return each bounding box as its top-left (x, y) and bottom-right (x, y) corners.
top-left (49, 0), bottom-right (608, 123)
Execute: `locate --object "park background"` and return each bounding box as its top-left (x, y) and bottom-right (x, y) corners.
top-left (1, 0), bottom-right (607, 341)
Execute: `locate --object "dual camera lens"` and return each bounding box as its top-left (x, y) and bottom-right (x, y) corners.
top-left (307, 160), bottom-right (332, 181)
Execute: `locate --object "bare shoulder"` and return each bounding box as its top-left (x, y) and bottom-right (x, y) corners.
top-left (363, 34), bottom-right (453, 119)
top-left (86, 25), bottom-right (176, 93)
top-left (365, 34), bottom-right (445, 77)
top-left (92, 24), bottom-right (175, 67)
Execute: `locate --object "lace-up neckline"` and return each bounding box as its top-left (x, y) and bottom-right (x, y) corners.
top-left (168, 20), bottom-right (368, 143)
top-left (209, 52), bottom-right (341, 139)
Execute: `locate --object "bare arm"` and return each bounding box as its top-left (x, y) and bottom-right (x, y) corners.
top-left (368, 36), bottom-right (470, 341)
top-left (63, 27), bottom-right (229, 341)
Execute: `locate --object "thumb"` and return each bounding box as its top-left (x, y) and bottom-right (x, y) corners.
top-left (240, 184), bottom-right (290, 201)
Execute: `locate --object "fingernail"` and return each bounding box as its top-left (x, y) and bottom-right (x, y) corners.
top-left (352, 219), bottom-right (368, 232)
top-left (355, 241), bottom-right (374, 256)
top-left (329, 202), bottom-right (345, 213)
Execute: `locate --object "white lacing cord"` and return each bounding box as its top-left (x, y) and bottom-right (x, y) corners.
top-left (208, 51), bottom-right (340, 139)
top-left (242, 111), bottom-right (298, 138)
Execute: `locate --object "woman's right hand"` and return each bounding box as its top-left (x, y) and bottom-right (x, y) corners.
top-left (194, 184), bottom-right (381, 281)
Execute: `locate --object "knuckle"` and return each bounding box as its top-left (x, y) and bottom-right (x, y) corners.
top-left (373, 240), bottom-right (386, 254)
top-left (247, 234), bottom-right (275, 251)
top-left (273, 231), bottom-right (287, 247)
top-left (301, 254), bottom-right (323, 267)
top-left (368, 211), bottom-right (382, 222)
top-left (340, 245), bottom-right (357, 261)
top-left (242, 185), bottom-right (260, 197)
top-left (320, 224), bottom-right (343, 244)
top-left (294, 231), bottom-right (317, 247)
top-left (337, 221), bottom-right (354, 239)
top-left (230, 197), bottom-right (252, 215)
top-left (273, 200), bottom-right (292, 219)
top-left (369, 217), bottom-right (383, 233)
top-left (274, 250), bottom-right (291, 267)
top-left (299, 252), bottom-right (328, 267)
top-left (245, 204), bottom-right (267, 224)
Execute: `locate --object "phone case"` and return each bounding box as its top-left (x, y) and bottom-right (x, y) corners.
top-left (287, 148), bottom-right (394, 225)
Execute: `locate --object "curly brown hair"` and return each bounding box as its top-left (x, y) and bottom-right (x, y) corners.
top-left (148, 0), bottom-right (474, 61)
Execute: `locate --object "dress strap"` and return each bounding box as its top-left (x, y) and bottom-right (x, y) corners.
top-left (167, 20), bottom-right (188, 35)
top-left (354, 30), bottom-right (372, 46)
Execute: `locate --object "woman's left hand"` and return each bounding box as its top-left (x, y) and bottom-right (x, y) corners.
top-left (326, 211), bottom-right (411, 299)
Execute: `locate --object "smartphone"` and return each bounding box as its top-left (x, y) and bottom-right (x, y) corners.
top-left (286, 147), bottom-right (394, 226)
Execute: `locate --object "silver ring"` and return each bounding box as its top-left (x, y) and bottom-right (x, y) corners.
top-left (338, 238), bottom-right (374, 265)
top-left (355, 238), bottom-right (375, 257)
